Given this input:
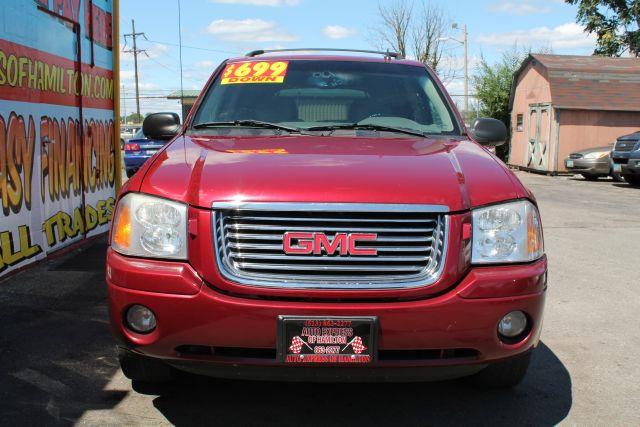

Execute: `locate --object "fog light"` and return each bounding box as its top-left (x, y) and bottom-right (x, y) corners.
top-left (125, 305), bottom-right (156, 333)
top-left (498, 311), bottom-right (527, 338)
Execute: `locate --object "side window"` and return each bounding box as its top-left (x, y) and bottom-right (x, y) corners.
top-left (516, 114), bottom-right (523, 132)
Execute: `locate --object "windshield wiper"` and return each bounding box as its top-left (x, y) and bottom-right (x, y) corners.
top-left (306, 123), bottom-right (427, 138)
top-left (193, 120), bottom-right (308, 134)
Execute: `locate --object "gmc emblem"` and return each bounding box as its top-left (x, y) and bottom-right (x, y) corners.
top-left (283, 232), bottom-right (378, 256)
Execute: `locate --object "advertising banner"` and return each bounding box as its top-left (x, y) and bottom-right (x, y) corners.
top-left (0, 0), bottom-right (118, 277)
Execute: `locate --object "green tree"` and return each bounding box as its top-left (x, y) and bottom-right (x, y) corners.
top-left (472, 47), bottom-right (527, 162)
top-left (124, 113), bottom-right (144, 124)
top-left (566, 0), bottom-right (640, 56)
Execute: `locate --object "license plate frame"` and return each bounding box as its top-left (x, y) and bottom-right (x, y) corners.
top-left (277, 316), bottom-right (378, 364)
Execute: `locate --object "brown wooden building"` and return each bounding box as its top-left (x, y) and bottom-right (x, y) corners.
top-left (508, 54), bottom-right (640, 173)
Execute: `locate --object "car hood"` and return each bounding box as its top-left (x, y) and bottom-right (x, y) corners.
top-left (617, 131), bottom-right (640, 142)
top-left (572, 145), bottom-right (614, 155)
top-left (136, 134), bottom-right (527, 212)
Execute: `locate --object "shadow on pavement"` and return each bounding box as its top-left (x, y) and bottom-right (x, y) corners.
top-left (0, 240), bottom-right (126, 425)
top-left (147, 342), bottom-right (571, 426)
top-left (0, 238), bottom-right (572, 426)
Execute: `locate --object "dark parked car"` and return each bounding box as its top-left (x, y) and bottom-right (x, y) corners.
top-left (621, 150), bottom-right (640, 186)
top-left (564, 145), bottom-right (622, 181)
top-left (123, 127), bottom-right (171, 178)
top-left (611, 131), bottom-right (640, 186)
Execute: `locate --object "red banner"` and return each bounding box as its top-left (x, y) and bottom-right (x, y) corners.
top-left (0, 39), bottom-right (114, 110)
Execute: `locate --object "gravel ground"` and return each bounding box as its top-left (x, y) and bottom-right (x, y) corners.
top-left (0, 171), bottom-right (638, 426)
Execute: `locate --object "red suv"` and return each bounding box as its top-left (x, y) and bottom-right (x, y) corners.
top-left (107, 49), bottom-right (546, 388)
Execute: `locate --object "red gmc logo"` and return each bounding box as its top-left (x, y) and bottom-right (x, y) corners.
top-left (283, 232), bottom-right (378, 256)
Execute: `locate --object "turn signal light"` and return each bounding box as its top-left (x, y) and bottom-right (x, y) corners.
top-left (113, 203), bottom-right (131, 250)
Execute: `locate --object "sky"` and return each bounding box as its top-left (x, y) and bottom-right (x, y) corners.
top-left (119, 0), bottom-right (597, 118)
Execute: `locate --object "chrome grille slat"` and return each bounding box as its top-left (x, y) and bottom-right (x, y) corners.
top-left (233, 262), bottom-right (426, 272)
top-left (226, 215), bottom-right (437, 223)
top-left (212, 202), bottom-right (449, 289)
top-left (224, 224), bottom-right (435, 233)
top-left (227, 252), bottom-right (431, 262)
top-left (227, 233), bottom-right (434, 243)
top-left (227, 242), bottom-right (432, 252)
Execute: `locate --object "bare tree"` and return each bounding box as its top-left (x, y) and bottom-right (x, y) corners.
top-left (369, 1), bottom-right (457, 83)
top-left (412, 2), bottom-right (447, 70)
top-left (370, 1), bottom-right (413, 58)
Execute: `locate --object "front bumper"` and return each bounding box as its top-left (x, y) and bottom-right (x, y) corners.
top-left (611, 151), bottom-right (637, 174)
top-left (623, 158), bottom-right (640, 175)
top-left (107, 250), bottom-right (547, 378)
top-left (564, 158), bottom-right (610, 175)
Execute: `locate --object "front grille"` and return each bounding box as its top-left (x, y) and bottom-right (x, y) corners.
top-left (212, 202), bottom-right (448, 289)
top-left (614, 140), bottom-right (638, 152)
top-left (569, 153), bottom-right (583, 159)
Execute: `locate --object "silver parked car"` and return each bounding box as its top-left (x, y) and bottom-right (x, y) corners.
top-left (120, 124), bottom-right (142, 150)
top-left (564, 145), bottom-right (623, 181)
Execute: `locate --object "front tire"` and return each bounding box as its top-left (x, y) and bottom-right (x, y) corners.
top-left (581, 173), bottom-right (599, 181)
top-left (119, 348), bottom-right (176, 383)
top-left (623, 175), bottom-right (640, 187)
top-left (472, 351), bottom-right (532, 388)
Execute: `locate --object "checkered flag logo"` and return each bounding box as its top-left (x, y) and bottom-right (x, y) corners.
top-left (343, 336), bottom-right (367, 354)
top-left (351, 336), bottom-right (367, 354)
top-left (289, 336), bottom-right (305, 354)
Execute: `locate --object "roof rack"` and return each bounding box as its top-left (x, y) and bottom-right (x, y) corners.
top-left (244, 48), bottom-right (403, 60)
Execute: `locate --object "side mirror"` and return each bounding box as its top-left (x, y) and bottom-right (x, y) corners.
top-left (470, 118), bottom-right (507, 147)
top-left (143, 112), bottom-right (181, 141)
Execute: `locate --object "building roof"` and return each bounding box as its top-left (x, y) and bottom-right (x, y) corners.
top-left (167, 90), bottom-right (201, 100)
top-left (510, 54), bottom-right (640, 112)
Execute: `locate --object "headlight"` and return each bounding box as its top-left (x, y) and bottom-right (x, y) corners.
top-left (111, 193), bottom-right (188, 259)
top-left (583, 152), bottom-right (608, 159)
top-left (472, 200), bottom-right (543, 264)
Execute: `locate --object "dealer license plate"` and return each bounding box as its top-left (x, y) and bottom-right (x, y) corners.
top-left (566, 160), bottom-right (574, 168)
top-left (278, 316), bottom-right (377, 364)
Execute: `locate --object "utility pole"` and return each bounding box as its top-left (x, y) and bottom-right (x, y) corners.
top-left (123, 20), bottom-right (146, 121)
top-left (463, 24), bottom-right (468, 118)
top-left (177, 0), bottom-right (185, 121)
top-left (443, 23), bottom-right (469, 121)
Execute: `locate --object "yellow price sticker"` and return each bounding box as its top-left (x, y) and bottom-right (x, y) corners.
top-left (221, 61), bottom-right (289, 85)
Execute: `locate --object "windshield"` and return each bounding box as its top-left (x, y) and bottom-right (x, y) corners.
top-left (191, 60), bottom-right (460, 136)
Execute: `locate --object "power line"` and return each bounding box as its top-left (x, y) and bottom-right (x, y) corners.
top-left (123, 19), bottom-right (147, 117)
top-left (144, 38), bottom-right (239, 55)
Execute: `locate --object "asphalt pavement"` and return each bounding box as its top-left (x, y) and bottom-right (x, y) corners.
top-left (1, 171), bottom-right (638, 426)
